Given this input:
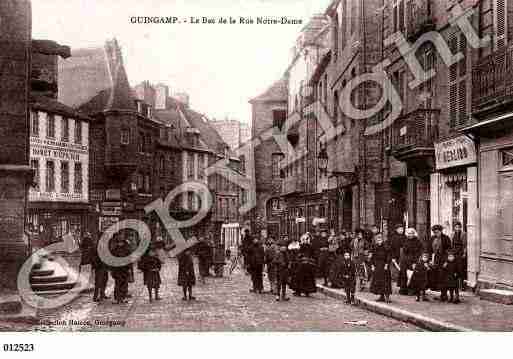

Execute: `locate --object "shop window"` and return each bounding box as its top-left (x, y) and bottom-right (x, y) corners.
top-left (30, 111), bottom-right (39, 137)
top-left (61, 161), bottom-right (69, 193)
top-left (62, 118), bottom-right (69, 142)
top-left (74, 162), bottom-right (82, 194)
top-left (188, 152), bottom-right (195, 179)
top-left (30, 159), bottom-right (39, 190)
top-left (47, 114), bottom-right (55, 139)
top-left (46, 161), bottom-right (55, 192)
top-left (75, 119), bottom-right (82, 144)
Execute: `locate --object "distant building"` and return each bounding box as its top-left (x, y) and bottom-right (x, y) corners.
top-left (210, 118), bottom-right (250, 150)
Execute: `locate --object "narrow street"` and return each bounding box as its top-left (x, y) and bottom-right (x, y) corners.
top-left (4, 260), bottom-right (420, 332)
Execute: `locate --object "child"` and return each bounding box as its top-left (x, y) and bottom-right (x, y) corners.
top-left (275, 240), bottom-right (290, 301)
top-left (340, 251), bottom-right (356, 304)
top-left (265, 239), bottom-right (278, 294)
top-left (177, 248), bottom-right (196, 301)
top-left (441, 251), bottom-right (461, 304)
top-left (411, 253), bottom-right (431, 302)
top-left (138, 246), bottom-right (162, 302)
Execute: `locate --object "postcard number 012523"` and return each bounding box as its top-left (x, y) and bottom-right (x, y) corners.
top-left (3, 344), bottom-right (35, 352)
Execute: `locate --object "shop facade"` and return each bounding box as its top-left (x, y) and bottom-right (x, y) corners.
top-left (431, 135), bottom-right (479, 287)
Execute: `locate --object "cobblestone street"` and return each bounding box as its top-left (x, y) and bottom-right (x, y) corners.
top-left (3, 259), bottom-right (419, 332)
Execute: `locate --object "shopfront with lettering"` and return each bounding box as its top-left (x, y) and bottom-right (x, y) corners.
top-left (430, 135), bottom-right (478, 286)
top-left (27, 107), bottom-right (91, 247)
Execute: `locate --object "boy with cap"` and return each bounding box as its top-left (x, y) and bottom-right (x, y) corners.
top-left (441, 250), bottom-right (461, 304)
top-left (275, 240), bottom-right (290, 301)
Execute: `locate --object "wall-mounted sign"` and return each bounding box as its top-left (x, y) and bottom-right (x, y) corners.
top-left (106, 189), bottom-right (121, 200)
top-left (99, 216), bottom-right (119, 232)
top-left (101, 203), bottom-right (122, 216)
top-left (435, 135), bottom-right (476, 170)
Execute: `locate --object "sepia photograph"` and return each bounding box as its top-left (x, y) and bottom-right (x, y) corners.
top-left (1, 0), bottom-right (513, 346)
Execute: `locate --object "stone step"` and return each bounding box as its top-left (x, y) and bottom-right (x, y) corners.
top-left (0, 295), bottom-right (23, 315)
top-left (30, 269), bottom-right (55, 277)
top-left (30, 274), bottom-right (68, 284)
top-left (28, 288), bottom-right (73, 297)
top-left (31, 280), bottom-right (77, 292)
top-left (479, 288), bottom-right (513, 305)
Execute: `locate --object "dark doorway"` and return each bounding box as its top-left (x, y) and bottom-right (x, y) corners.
top-left (342, 189), bottom-right (353, 231)
top-left (389, 177), bottom-right (407, 230)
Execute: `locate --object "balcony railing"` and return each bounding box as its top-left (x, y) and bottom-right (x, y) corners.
top-left (406, 0), bottom-right (435, 42)
top-left (391, 108), bottom-right (440, 160)
top-left (472, 45), bottom-right (513, 113)
top-left (282, 176), bottom-right (306, 196)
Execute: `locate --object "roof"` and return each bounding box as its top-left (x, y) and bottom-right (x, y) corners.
top-left (29, 93), bottom-right (91, 121)
top-left (249, 77), bottom-right (288, 103)
top-left (58, 39), bottom-right (136, 114)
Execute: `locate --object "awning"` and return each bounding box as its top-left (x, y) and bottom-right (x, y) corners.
top-left (461, 112), bottom-right (513, 133)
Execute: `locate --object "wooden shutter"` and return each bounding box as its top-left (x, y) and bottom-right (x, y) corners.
top-left (458, 81), bottom-right (467, 126)
top-left (495, 0), bottom-right (507, 48)
top-left (499, 172), bottom-right (513, 240)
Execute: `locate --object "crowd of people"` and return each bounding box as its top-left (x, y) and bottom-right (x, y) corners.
top-left (79, 221), bottom-right (467, 306)
top-left (80, 233), bottom-right (215, 304)
top-left (240, 222), bottom-right (468, 305)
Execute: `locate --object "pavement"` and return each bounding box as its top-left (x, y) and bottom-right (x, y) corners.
top-left (0, 258), bottom-right (419, 332)
top-left (317, 281), bottom-right (513, 331)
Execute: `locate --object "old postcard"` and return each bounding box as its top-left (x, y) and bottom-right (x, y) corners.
top-left (0, 0), bottom-right (512, 343)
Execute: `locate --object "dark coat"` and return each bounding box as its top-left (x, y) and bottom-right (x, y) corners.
top-left (398, 237), bottom-right (423, 289)
top-left (138, 254), bottom-right (162, 289)
top-left (241, 233), bottom-right (253, 256)
top-left (294, 255), bottom-right (317, 294)
top-left (440, 260), bottom-right (461, 289)
top-left (410, 259), bottom-right (431, 292)
top-left (389, 232), bottom-right (405, 262)
top-left (330, 256), bottom-right (356, 291)
top-left (370, 243), bottom-right (392, 295)
top-left (274, 251), bottom-right (289, 283)
top-left (451, 231), bottom-right (467, 258)
top-left (110, 241), bottom-right (131, 280)
top-left (428, 234), bottom-right (452, 266)
top-left (80, 236), bottom-right (94, 265)
top-left (177, 253), bottom-right (196, 287)
top-left (288, 248), bottom-right (301, 290)
top-left (247, 242), bottom-right (265, 271)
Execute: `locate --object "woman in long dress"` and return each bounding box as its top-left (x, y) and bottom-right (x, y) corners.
top-left (370, 233), bottom-right (392, 303)
top-left (398, 228), bottom-right (423, 295)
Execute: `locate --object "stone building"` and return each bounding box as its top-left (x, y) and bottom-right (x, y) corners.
top-left (463, 0), bottom-right (513, 291)
top-left (58, 40), bottom-right (162, 241)
top-left (249, 78), bottom-right (288, 239)
top-left (210, 118), bottom-right (251, 151)
top-left (0, 0), bottom-right (33, 289)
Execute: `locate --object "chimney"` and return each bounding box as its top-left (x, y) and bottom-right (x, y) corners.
top-left (155, 83), bottom-right (169, 110)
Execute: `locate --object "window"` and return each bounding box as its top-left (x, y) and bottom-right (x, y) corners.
top-left (159, 155), bottom-right (165, 175)
top-left (47, 115), bottom-right (55, 138)
top-left (272, 110), bottom-right (286, 130)
top-left (144, 174), bottom-right (150, 193)
top-left (74, 120), bottom-right (82, 144)
top-left (333, 12), bottom-right (339, 61)
top-left (62, 118), bottom-right (69, 142)
top-left (74, 162), bottom-right (82, 193)
top-left (46, 161), bottom-right (55, 192)
top-left (136, 172), bottom-right (144, 191)
top-left (30, 112), bottom-right (39, 137)
top-left (448, 31), bottom-right (469, 127)
top-left (187, 152), bottom-right (195, 179)
top-left (139, 132), bottom-right (144, 152)
top-left (419, 49), bottom-right (435, 108)
top-left (61, 161), bottom-right (69, 193)
top-left (272, 153), bottom-right (282, 179)
top-left (334, 90), bottom-right (339, 123)
top-left (198, 154), bottom-right (205, 180)
top-left (502, 148), bottom-right (513, 168)
top-left (30, 159), bottom-right (39, 190)
top-left (121, 128), bottom-right (130, 145)
top-left (350, 0), bottom-right (357, 34)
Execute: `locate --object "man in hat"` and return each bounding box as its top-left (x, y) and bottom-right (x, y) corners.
top-left (429, 224), bottom-right (452, 300)
top-left (111, 235), bottom-right (131, 304)
top-left (275, 239), bottom-right (290, 301)
top-left (318, 229), bottom-right (331, 286)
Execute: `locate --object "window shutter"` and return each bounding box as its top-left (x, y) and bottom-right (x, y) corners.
top-left (459, 35), bottom-right (467, 76)
top-left (449, 84), bottom-right (458, 128)
top-left (496, 0), bottom-right (507, 48)
top-left (458, 81), bottom-right (467, 126)
top-left (448, 35), bottom-right (458, 82)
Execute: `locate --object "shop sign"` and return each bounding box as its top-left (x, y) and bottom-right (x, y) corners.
top-left (435, 136), bottom-right (476, 170)
top-left (99, 216), bottom-right (119, 232)
top-left (101, 203), bottom-right (122, 216)
top-left (106, 189), bottom-right (121, 200)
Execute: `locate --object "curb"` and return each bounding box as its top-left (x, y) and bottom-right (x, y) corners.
top-left (317, 284), bottom-right (472, 332)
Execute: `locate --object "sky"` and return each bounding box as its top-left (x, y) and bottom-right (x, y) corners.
top-left (32, 0), bottom-right (332, 123)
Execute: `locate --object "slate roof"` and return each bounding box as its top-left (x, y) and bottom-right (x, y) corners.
top-left (58, 39), bottom-right (136, 114)
top-left (249, 77), bottom-right (288, 103)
